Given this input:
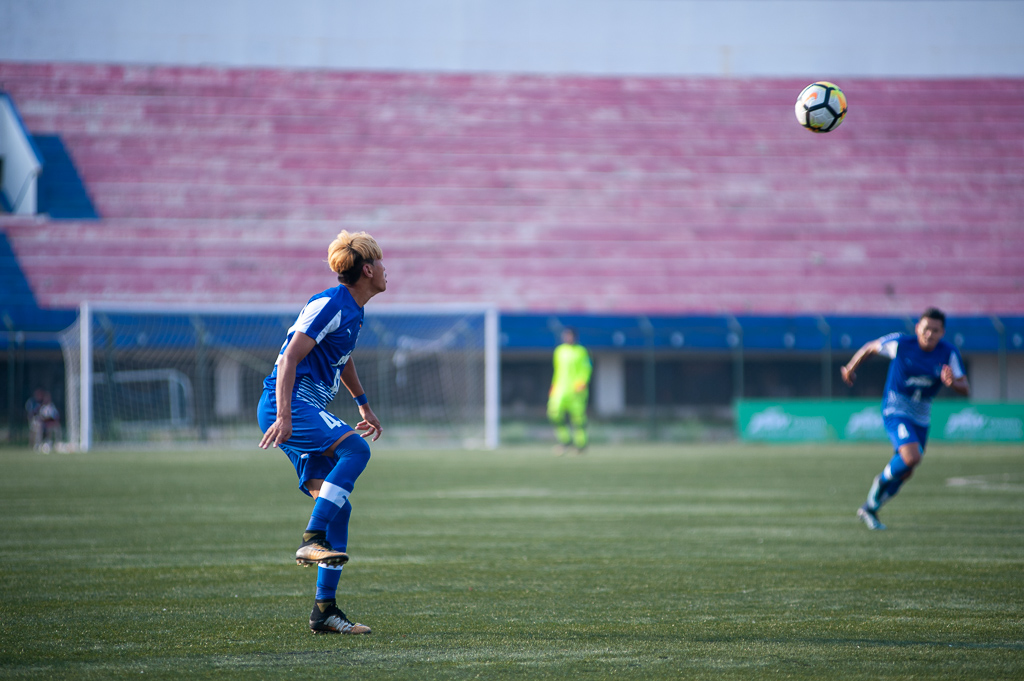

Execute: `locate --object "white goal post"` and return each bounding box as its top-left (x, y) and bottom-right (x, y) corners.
top-left (60, 301), bottom-right (500, 451)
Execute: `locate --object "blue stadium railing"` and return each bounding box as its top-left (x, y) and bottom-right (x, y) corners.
top-left (3, 300), bottom-right (1022, 357)
top-left (499, 313), bottom-right (1024, 354)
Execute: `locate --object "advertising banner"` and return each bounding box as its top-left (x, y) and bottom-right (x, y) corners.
top-left (736, 400), bottom-right (1024, 443)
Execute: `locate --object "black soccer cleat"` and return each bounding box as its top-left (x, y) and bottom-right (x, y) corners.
top-left (295, 531), bottom-right (349, 567)
top-left (310, 600), bottom-right (372, 634)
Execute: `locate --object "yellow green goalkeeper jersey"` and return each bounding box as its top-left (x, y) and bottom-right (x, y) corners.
top-left (551, 343), bottom-right (592, 395)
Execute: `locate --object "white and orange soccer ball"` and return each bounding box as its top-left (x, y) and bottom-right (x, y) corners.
top-left (795, 82), bottom-right (847, 133)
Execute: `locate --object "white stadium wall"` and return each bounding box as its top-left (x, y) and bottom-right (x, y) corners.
top-left (1, 0), bottom-right (1023, 77)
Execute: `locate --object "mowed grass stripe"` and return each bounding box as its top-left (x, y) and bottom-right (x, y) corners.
top-left (0, 443), bottom-right (1021, 680)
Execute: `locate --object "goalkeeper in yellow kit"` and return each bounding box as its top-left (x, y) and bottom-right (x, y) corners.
top-left (548, 328), bottom-right (592, 453)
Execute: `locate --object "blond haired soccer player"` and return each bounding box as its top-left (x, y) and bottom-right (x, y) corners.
top-left (258, 230), bottom-right (386, 634)
top-left (548, 328), bottom-right (592, 453)
top-left (842, 308), bottom-right (970, 530)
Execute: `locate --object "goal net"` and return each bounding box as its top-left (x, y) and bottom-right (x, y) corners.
top-left (59, 303), bottom-right (499, 450)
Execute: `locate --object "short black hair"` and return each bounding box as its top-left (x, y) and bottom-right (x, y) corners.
top-left (920, 307), bottom-right (946, 326)
top-left (337, 250), bottom-right (373, 286)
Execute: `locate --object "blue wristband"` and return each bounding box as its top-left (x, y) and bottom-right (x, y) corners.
top-left (353, 394), bottom-right (368, 406)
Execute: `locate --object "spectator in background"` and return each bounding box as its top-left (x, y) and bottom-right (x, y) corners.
top-left (36, 391), bottom-right (62, 453)
top-left (25, 387), bottom-right (45, 450)
top-left (548, 328), bottom-right (592, 454)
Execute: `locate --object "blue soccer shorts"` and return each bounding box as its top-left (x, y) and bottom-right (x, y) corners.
top-left (258, 389), bottom-right (356, 496)
top-left (883, 415), bottom-right (929, 455)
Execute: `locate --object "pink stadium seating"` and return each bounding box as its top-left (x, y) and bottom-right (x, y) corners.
top-left (1, 62), bottom-right (1022, 314)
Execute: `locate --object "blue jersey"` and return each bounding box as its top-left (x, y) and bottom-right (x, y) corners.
top-left (263, 286), bottom-right (364, 409)
top-left (877, 333), bottom-right (964, 426)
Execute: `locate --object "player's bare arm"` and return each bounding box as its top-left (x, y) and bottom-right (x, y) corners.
top-left (841, 339), bottom-right (882, 386)
top-left (340, 358), bottom-right (383, 441)
top-left (941, 365), bottom-right (971, 396)
top-left (259, 331), bottom-right (317, 449)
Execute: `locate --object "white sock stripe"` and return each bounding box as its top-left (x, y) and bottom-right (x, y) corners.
top-left (318, 564), bottom-right (344, 572)
top-left (318, 481), bottom-right (351, 507)
top-left (866, 475), bottom-right (881, 510)
top-left (882, 464), bottom-right (893, 481)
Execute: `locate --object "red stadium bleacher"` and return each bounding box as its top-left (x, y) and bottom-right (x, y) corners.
top-left (1, 62), bottom-right (1022, 314)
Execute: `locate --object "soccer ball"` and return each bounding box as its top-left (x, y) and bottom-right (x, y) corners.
top-left (795, 82), bottom-right (847, 133)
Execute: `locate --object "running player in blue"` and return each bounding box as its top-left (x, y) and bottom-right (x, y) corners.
top-left (258, 230), bottom-right (386, 634)
top-left (841, 308), bottom-right (970, 530)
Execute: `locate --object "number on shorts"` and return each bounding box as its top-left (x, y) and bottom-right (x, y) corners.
top-left (319, 410), bottom-right (343, 429)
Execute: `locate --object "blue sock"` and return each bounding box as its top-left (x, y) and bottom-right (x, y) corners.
top-left (314, 499), bottom-right (352, 601)
top-left (326, 500), bottom-right (352, 553)
top-left (873, 453), bottom-right (913, 509)
top-left (883, 453), bottom-right (912, 482)
top-left (306, 493), bottom-right (346, 534)
top-left (305, 437), bottom-right (371, 534)
top-left (879, 477), bottom-right (907, 507)
top-left (316, 564), bottom-right (343, 601)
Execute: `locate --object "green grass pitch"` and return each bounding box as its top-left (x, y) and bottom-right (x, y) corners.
top-left (1, 442), bottom-right (1022, 680)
